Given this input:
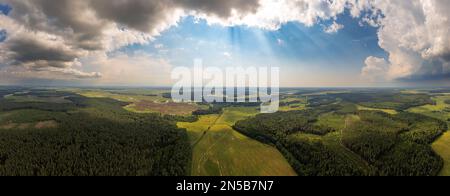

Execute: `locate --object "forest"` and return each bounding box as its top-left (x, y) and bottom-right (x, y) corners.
top-left (234, 96), bottom-right (448, 176)
top-left (0, 88), bottom-right (191, 176)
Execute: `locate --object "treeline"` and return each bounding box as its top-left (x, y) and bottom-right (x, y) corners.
top-left (341, 111), bottom-right (446, 176)
top-left (0, 93), bottom-right (191, 176)
top-left (234, 108), bottom-right (447, 176)
top-left (306, 92), bottom-right (435, 110)
top-left (233, 104), bottom-right (368, 176)
top-left (0, 91), bottom-right (82, 112)
top-left (0, 99), bottom-right (77, 112)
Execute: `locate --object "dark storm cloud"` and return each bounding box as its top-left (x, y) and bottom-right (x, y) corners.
top-left (89, 0), bottom-right (178, 33)
top-left (8, 37), bottom-right (79, 66)
top-left (1, 0), bottom-right (263, 80)
top-left (5, 0), bottom-right (107, 51)
top-left (89, 0), bottom-right (260, 32)
top-left (396, 59), bottom-right (450, 82)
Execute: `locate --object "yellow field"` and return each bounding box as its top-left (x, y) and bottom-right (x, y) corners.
top-left (357, 105), bottom-right (398, 115)
top-left (178, 107), bottom-right (297, 176)
top-left (433, 131), bottom-right (450, 176)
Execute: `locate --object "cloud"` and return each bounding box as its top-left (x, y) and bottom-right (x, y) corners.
top-left (361, 56), bottom-right (389, 81)
top-left (277, 38), bottom-right (285, 46)
top-left (0, 0), bottom-right (263, 82)
top-left (222, 52), bottom-right (232, 59)
top-left (2, 0), bottom-right (450, 85)
top-left (323, 21), bottom-right (344, 34)
top-left (360, 0), bottom-right (450, 82)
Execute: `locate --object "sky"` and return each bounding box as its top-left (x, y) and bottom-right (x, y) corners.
top-left (0, 0), bottom-right (450, 87)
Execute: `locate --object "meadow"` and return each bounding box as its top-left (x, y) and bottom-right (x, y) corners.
top-left (357, 105), bottom-right (398, 115)
top-left (178, 107), bottom-right (297, 176)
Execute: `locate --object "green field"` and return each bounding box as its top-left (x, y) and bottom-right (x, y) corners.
top-left (75, 90), bottom-right (169, 103)
top-left (408, 95), bottom-right (450, 120)
top-left (124, 101), bottom-right (199, 115)
top-left (279, 97), bottom-right (307, 111)
top-left (315, 113), bottom-right (348, 131)
top-left (178, 107), bottom-right (297, 176)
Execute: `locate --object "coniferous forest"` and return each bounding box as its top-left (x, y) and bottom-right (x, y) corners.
top-left (1, 87), bottom-right (450, 176)
top-left (0, 88), bottom-right (191, 176)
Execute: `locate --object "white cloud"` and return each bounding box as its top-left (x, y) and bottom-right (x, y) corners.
top-left (360, 0), bottom-right (450, 82)
top-left (277, 38), bottom-right (285, 46)
top-left (2, 0), bottom-right (450, 84)
top-left (154, 44), bottom-right (164, 49)
top-left (223, 52), bottom-right (232, 59)
top-left (361, 56), bottom-right (389, 81)
top-left (323, 21), bottom-right (344, 34)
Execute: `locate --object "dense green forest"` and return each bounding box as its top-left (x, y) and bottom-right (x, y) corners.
top-left (306, 91), bottom-right (434, 110)
top-left (0, 88), bottom-right (191, 176)
top-left (234, 98), bottom-right (448, 176)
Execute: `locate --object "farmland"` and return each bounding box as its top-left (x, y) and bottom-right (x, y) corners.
top-left (1, 87), bottom-right (450, 176)
top-left (125, 101), bottom-right (199, 115)
top-left (178, 107), bottom-right (297, 176)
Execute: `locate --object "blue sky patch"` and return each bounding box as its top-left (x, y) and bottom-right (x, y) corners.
top-left (0, 30), bottom-right (7, 42)
top-left (0, 4), bottom-right (12, 15)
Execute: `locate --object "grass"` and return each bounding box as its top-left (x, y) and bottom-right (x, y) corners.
top-left (178, 114), bottom-right (221, 146)
top-left (124, 101), bottom-right (198, 115)
top-left (279, 97), bottom-right (307, 111)
top-left (217, 107), bottom-right (259, 124)
top-left (432, 131), bottom-right (450, 176)
top-left (357, 105), bottom-right (398, 115)
top-left (408, 96), bottom-right (450, 120)
top-left (315, 113), bottom-right (347, 131)
top-left (178, 107), bottom-right (297, 176)
top-left (279, 104), bottom-right (306, 111)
